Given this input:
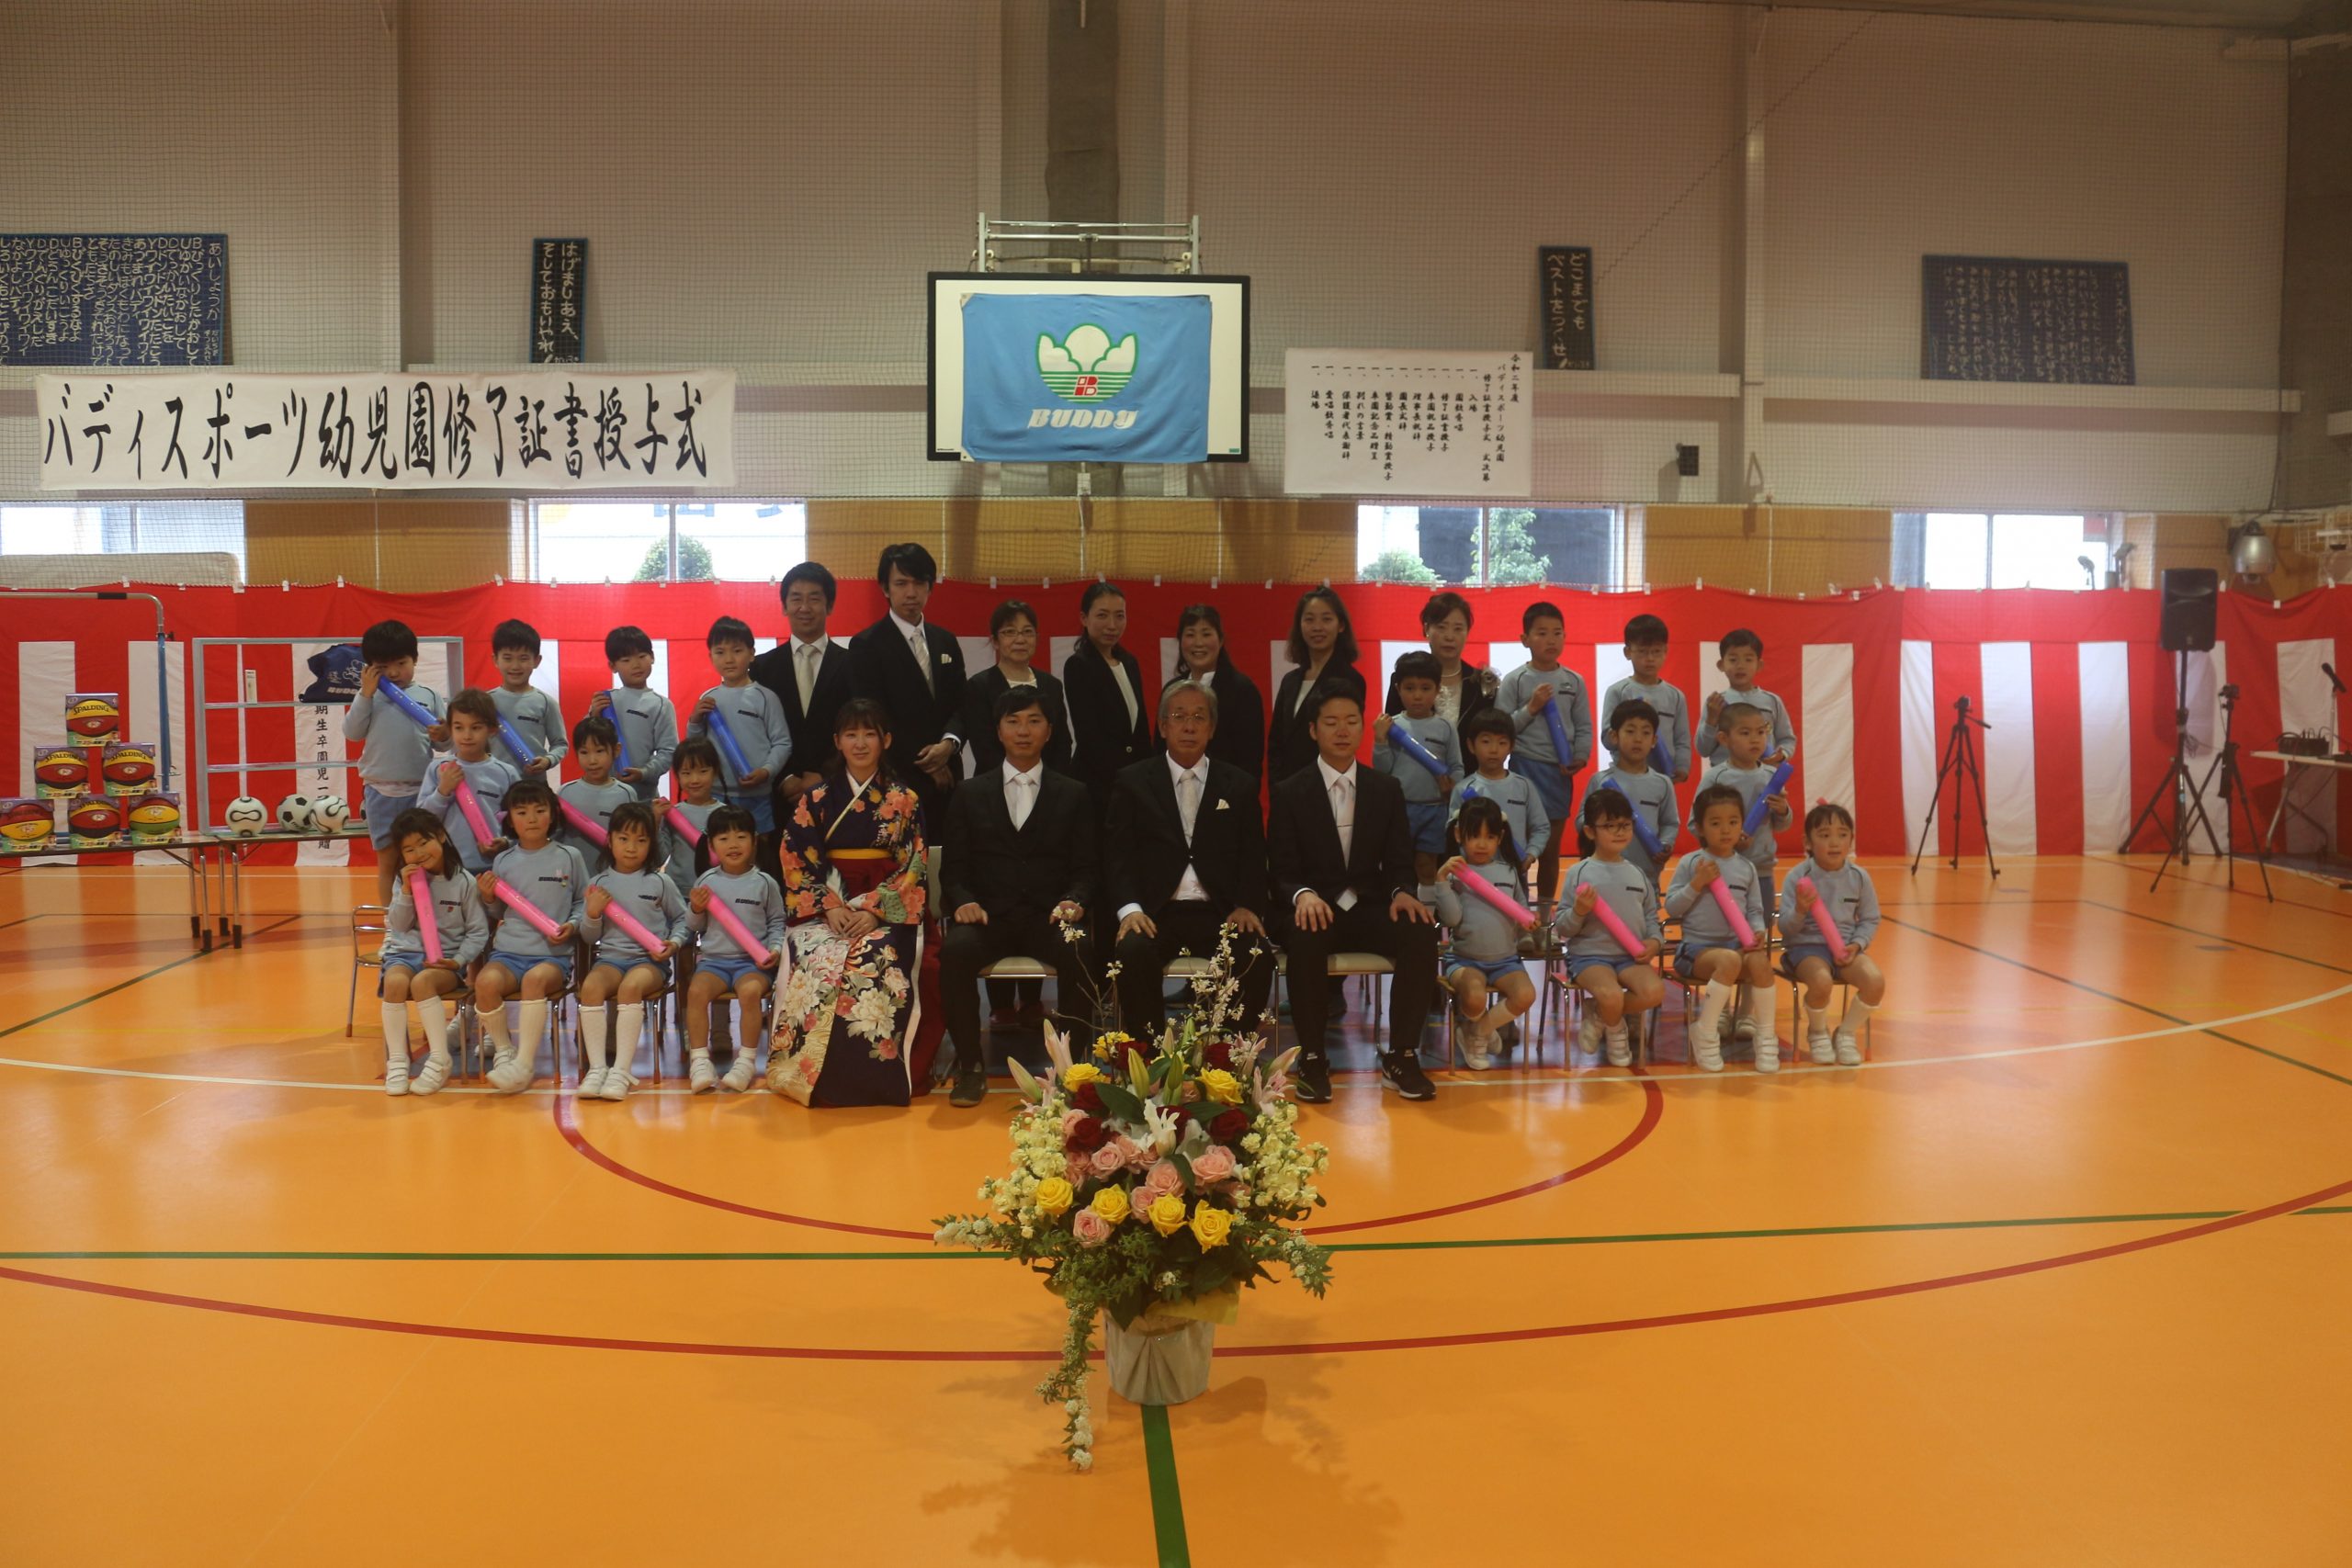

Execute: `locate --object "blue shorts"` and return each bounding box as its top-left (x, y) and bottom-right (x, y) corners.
top-left (590, 956), bottom-right (671, 985)
top-left (1779, 942), bottom-right (1835, 980)
top-left (362, 785), bottom-right (416, 849)
top-left (1443, 954), bottom-right (1527, 987)
top-left (481, 950), bottom-right (572, 988)
top-left (1508, 753), bottom-right (1576, 824)
top-left (695, 954), bottom-right (768, 991)
top-left (376, 949), bottom-right (454, 997)
top-left (1567, 953), bottom-right (1641, 982)
top-left (1407, 799), bottom-right (1449, 855)
top-left (1672, 939), bottom-right (1736, 979)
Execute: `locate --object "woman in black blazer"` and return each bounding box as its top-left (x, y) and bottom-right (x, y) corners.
top-left (1382, 588), bottom-right (1498, 728)
top-left (1061, 581), bottom-right (1153, 827)
top-left (1266, 586), bottom-right (1366, 786)
top-left (1169, 603), bottom-right (1264, 784)
top-left (959, 598), bottom-right (1074, 776)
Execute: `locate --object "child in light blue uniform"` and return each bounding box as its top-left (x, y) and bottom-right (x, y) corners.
top-left (690, 615), bottom-right (791, 835)
top-left (345, 619), bottom-right (446, 903)
top-left (659, 736), bottom-right (723, 899)
top-left (414, 688), bottom-right (521, 873)
top-left (1600, 613), bottom-right (1692, 784)
top-left (1555, 789), bottom-right (1664, 1068)
top-left (1663, 784), bottom-right (1774, 1073)
top-left (1373, 651), bottom-right (1463, 886)
top-left (489, 617), bottom-right (568, 775)
top-left (1451, 707), bottom-right (1549, 871)
top-left (558, 714), bottom-right (639, 873)
top-left (377, 809), bottom-right (486, 1099)
top-left (1778, 801), bottom-right (1886, 1067)
top-left (1495, 600), bottom-right (1591, 903)
top-left (685, 806), bottom-right (787, 1093)
top-left (1589, 696), bottom-right (1679, 888)
top-left (591, 625), bottom-right (679, 803)
top-left (578, 802), bottom-right (693, 1102)
top-left (1699, 628), bottom-right (1796, 766)
top-left (1689, 700), bottom-right (1793, 935)
top-left (475, 778), bottom-right (588, 1095)
top-left (1429, 796), bottom-right (1537, 1071)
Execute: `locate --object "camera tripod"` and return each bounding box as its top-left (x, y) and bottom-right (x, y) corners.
top-left (1910, 695), bottom-right (1997, 878)
top-left (2122, 650), bottom-right (2272, 897)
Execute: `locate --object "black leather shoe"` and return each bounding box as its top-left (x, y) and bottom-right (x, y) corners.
top-left (1380, 1052), bottom-right (1436, 1101)
top-left (949, 1062), bottom-right (989, 1108)
top-left (1295, 1054), bottom-right (1333, 1104)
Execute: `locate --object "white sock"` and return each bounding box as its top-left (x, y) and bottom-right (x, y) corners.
top-left (581, 1007), bottom-right (610, 1072)
top-left (1840, 997), bottom-right (1878, 1035)
top-left (614, 1002), bottom-right (645, 1076)
top-left (518, 998), bottom-right (548, 1057)
top-left (1604, 1020), bottom-right (1629, 1042)
top-left (380, 1001), bottom-right (410, 1066)
top-left (1806, 1004), bottom-right (1829, 1035)
top-left (415, 996), bottom-right (450, 1063)
top-left (1749, 988), bottom-right (1777, 1036)
top-left (482, 1002), bottom-right (513, 1054)
top-left (1695, 980), bottom-right (1735, 1032)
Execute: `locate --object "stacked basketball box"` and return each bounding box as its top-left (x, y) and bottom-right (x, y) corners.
top-left (3, 694), bottom-right (181, 853)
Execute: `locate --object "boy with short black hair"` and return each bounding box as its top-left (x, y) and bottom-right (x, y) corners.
top-left (1700, 628), bottom-right (1794, 766)
top-left (1451, 707), bottom-right (1548, 869)
top-left (488, 619), bottom-right (567, 775)
top-left (589, 625), bottom-right (678, 803)
top-left (345, 618), bottom-right (447, 901)
top-left (1589, 698), bottom-right (1679, 887)
top-left (414, 688), bottom-right (522, 873)
top-left (1373, 649), bottom-right (1462, 886)
top-left (1495, 601), bottom-right (1590, 902)
top-left (1600, 613), bottom-right (1692, 784)
top-left (688, 615), bottom-right (792, 844)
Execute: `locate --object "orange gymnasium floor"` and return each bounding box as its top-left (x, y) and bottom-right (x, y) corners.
top-left (1, 856), bottom-right (2347, 1568)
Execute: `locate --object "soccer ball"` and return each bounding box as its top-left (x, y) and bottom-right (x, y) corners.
top-left (277, 795), bottom-right (316, 833)
top-left (222, 796), bottom-right (269, 837)
top-left (311, 795), bottom-right (350, 834)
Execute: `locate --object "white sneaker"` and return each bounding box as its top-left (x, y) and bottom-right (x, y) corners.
top-left (1574, 1013), bottom-right (1604, 1061)
top-left (1604, 1029), bottom-right (1633, 1068)
top-left (1690, 1021), bottom-right (1724, 1072)
top-left (1808, 1032), bottom-right (1836, 1066)
top-left (1834, 1032), bottom-right (1863, 1067)
top-left (1462, 1034), bottom-right (1493, 1071)
top-left (486, 1056), bottom-right (532, 1095)
top-left (600, 1070), bottom-right (631, 1102)
top-left (411, 1053), bottom-right (452, 1096)
top-left (577, 1066), bottom-right (608, 1099)
top-left (720, 1053), bottom-right (756, 1093)
top-left (688, 1051), bottom-right (718, 1093)
top-left (1733, 1014), bottom-right (1757, 1043)
top-left (383, 1059), bottom-right (410, 1096)
top-left (1755, 1039), bottom-right (1780, 1073)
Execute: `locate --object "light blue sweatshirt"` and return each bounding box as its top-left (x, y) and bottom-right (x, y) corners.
top-left (583, 868), bottom-right (692, 966)
top-left (342, 682), bottom-right (444, 795)
top-left (689, 866), bottom-right (787, 962)
top-left (381, 864), bottom-right (488, 965)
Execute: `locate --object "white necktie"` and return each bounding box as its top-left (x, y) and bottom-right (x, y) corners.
top-left (1178, 769), bottom-right (1201, 842)
top-left (797, 642), bottom-right (820, 711)
top-left (1330, 774), bottom-right (1359, 909)
top-left (909, 626), bottom-right (932, 694)
top-left (1010, 773), bottom-right (1035, 830)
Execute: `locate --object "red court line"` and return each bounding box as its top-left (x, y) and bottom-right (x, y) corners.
top-left (6, 1174), bottom-right (2344, 1364)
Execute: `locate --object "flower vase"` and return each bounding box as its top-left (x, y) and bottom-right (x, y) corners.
top-left (1102, 1313), bottom-right (1217, 1405)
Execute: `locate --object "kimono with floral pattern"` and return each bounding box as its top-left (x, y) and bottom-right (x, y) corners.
top-left (768, 773), bottom-right (941, 1106)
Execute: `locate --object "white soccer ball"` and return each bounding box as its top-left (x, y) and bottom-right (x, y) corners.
top-left (311, 794), bottom-right (350, 834)
top-left (222, 796), bottom-right (269, 837)
top-left (277, 794), bottom-right (316, 833)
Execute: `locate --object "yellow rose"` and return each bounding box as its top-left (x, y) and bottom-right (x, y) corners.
top-left (1147, 1192), bottom-right (1188, 1236)
top-left (1090, 1031), bottom-right (1135, 1062)
top-left (1034, 1178), bottom-right (1074, 1219)
top-left (1062, 1063), bottom-right (1104, 1092)
top-left (1089, 1186), bottom-right (1130, 1225)
top-left (1188, 1202), bottom-right (1233, 1249)
top-left (1199, 1067), bottom-right (1243, 1106)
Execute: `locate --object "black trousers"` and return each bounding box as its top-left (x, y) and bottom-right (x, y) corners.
top-left (1280, 898), bottom-right (1438, 1061)
top-left (940, 910), bottom-right (1095, 1068)
top-left (1113, 903), bottom-right (1276, 1038)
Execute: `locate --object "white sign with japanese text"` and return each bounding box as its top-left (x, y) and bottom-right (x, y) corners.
top-left (1283, 349), bottom-right (1531, 498)
top-left (36, 369), bottom-right (734, 491)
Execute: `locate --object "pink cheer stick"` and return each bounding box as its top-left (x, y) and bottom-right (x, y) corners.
top-left (1580, 892), bottom-right (1649, 960)
top-left (405, 866), bottom-right (443, 964)
top-left (491, 880), bottom-right (566, 942)
top-left (453, 779), bottom-right (498, 851)
top-left (1795, 875), bottom-right (1850, 964)
top-left (665, 808), bottom-right (704, 848)
top-left (599, 897), bottom-right (670, 959)
top-left (1452, 869), bottom-right (1537, 930)
top-left (702, 893), bottom-right (775, 966)
top-left (1705, 875), bottom-right (1758, 950)
top-left (559, 797), bottom-right (610, 847)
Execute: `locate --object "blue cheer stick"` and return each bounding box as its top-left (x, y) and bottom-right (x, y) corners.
top-left (1741, 761), bottom-right (1795, 838)
top-left (605, 692), bottom-right (634, 773)
top-left (1543, 696), bottom-right (1573, 763)
top-left (495, 716), bottom-right (539, 769)
top-left (1598, 777), bottom-right (1666, 858)
top-left (706, 705), bottom-right (753, 780)
top-left (1388, 723), bottom-right (1449, 781)
top-left (377, 682), bottom-right (438, 732)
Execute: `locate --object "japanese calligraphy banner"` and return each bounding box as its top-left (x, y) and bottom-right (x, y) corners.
top-left (34, 369), bottom-right (734, 491)
top-left (1283, 349), bottom-right (1532, 497)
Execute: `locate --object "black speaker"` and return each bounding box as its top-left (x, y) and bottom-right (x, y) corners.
top-left (1675, 444), bottom-right (1701, 478)
top-left (2159, 568), bottom-right (2218, 652)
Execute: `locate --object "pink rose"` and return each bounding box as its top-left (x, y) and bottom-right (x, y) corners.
top-left (1071, 1209), bottom-right (1113, 1248)
top-left (1088, 1142), bottom-right (1127, 1179)
top-left (1121, 1137), bottom-right (1156, 1172)
top-left (1191, 1145), bottom-right (1238, 1186)
top-left (1142, 1160), bottom-right (1187, 1201)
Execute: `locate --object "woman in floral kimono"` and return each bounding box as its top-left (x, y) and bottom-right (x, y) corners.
top-left (767, 698), bottom-right (944, 1106)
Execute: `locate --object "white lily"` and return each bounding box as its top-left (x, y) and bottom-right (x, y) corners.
top-left (1006, 1056), bottom-right (1044, 1102)
top-left (1043, 1021), bottom-right (1075, 1078)
top-left (1139, 1097), bottom-right (1181, 1156)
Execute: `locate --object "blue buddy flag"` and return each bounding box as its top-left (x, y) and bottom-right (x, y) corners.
top-left (960, 292), bottom-right (1212, 464)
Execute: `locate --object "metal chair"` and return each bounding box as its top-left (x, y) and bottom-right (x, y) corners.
top-left (346, 904), bottom-right (389, 1037)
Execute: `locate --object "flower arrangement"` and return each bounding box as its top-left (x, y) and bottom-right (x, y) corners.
top-left (933, 925), bottom-right (1334, 1471)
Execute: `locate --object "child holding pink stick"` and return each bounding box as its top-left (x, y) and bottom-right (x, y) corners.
top-left (1664, 784), bottom-right (1772, 1073)
top-left (1430, 796), bottom-right (1538, 1072)
top-left (1778, 802), bottom-right (1884, 1066)
top-left (1556, 788), bottom-right (1665, 1068)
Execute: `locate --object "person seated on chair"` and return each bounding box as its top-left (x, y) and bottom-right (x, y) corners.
top-left (938, 686), bottom-right (1099, 1109)
top-left (1269, 684), bottom-right (1440, 1105)
top-left (1106, 679), bottom-right (1273, 1042)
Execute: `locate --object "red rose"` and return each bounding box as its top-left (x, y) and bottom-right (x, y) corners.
top-left (1071, 1081), bottom-right (1104, 1113)
top-left (1210, 1109), bottom-right (1249, 1143)
top-left (1170, 1103), bottom-right (1196, 1130)
top-left (1066, 1116), bottom-right (1112, 1151)
top-left (1205, 1041), bottom-right (1236, 1072)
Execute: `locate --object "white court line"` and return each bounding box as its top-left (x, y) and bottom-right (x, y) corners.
top-left (1, 979), bottom-right (2346, 1095)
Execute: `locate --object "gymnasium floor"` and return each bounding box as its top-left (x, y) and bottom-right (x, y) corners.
top-left (1, 857), bottom-right (2346, 1567)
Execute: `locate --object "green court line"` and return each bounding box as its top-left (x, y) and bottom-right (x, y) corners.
top-left (1140, 1404), bottom-right (1191, 1567)
top-left (9, 1208), bottom-right (2346, 1264)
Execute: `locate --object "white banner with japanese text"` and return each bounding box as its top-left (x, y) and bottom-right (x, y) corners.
top-left (36, 369), bottom-right (734, 491)
top-left (1283, 348), bottom-right (1531, 497)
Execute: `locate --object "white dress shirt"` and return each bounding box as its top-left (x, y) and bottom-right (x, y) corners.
top-left (1002, 759), bottom-right (1043, 830)
top-left (1118, 752), bottom-right (1212, 921)
top-left (1108, 657), bottom-right (1139, 729)
top-left (1309, 755), bottom-right (1360, 911)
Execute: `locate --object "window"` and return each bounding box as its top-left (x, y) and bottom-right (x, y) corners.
top-left (1356, 504), bottom-right (1623, 588)
top-left (1894, 513), bottom-right (2106, 590)
top-left (0, 500), bottom-right (245, 575)
top-left (521, 500), bottom-right (807, 582)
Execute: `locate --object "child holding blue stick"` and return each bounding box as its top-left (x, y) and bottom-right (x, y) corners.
top-left (1373, 651), bottom-right (1462, 886)
top-left (1588, 697), bottom-right (1678, 887)
top-left (488, 619), bottom-right (568, 776)
top-left (1496, 601), bottom-right (1591, 904)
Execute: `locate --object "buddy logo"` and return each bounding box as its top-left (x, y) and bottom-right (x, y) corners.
top-left (1028, 322), bottom-right (1143, 430)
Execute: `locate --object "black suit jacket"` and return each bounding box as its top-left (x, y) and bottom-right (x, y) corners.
top-left (1104, 754), bottom-right (1266, 919)
top-left (959, 666), bottom-right (1074, 777)
top-left (847, 615), bottom-right (968, 787)
top-left (1267, 660), bottom-right (1366, 786)
top-left (750, 636), bottom-right (855, 782)
top-left (1267, 760), bottom-right (1418, 911)
top-left (941, 767), bottom-right (1097, 919)
top-left (1168, 662), bottom-right (1264, 784)
top-left (1063, 646), bottom-right (1153, 801)
top-left (1383, 659), bottom-right (1497, 726)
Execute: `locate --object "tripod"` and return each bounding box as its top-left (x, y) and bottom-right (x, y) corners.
top-left (2122, 649), bottom-right (2219, 874)
top-left (2167, 682), bottom-right (2274, 898)
top-left (1911, 695), bottom-right (1998, 877)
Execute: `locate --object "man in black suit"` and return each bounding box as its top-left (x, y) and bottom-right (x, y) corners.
top-left (1107, 679), bottom-right (1273, 1038)
top-left (1271, 685), bottom-right (1440, 1103)
top-left (750, 561), bottom-right (854, 807)
top-left (846, 542), bottom-right (967, 820)
top-left (939, 686), bottom-right (1098, 1108)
